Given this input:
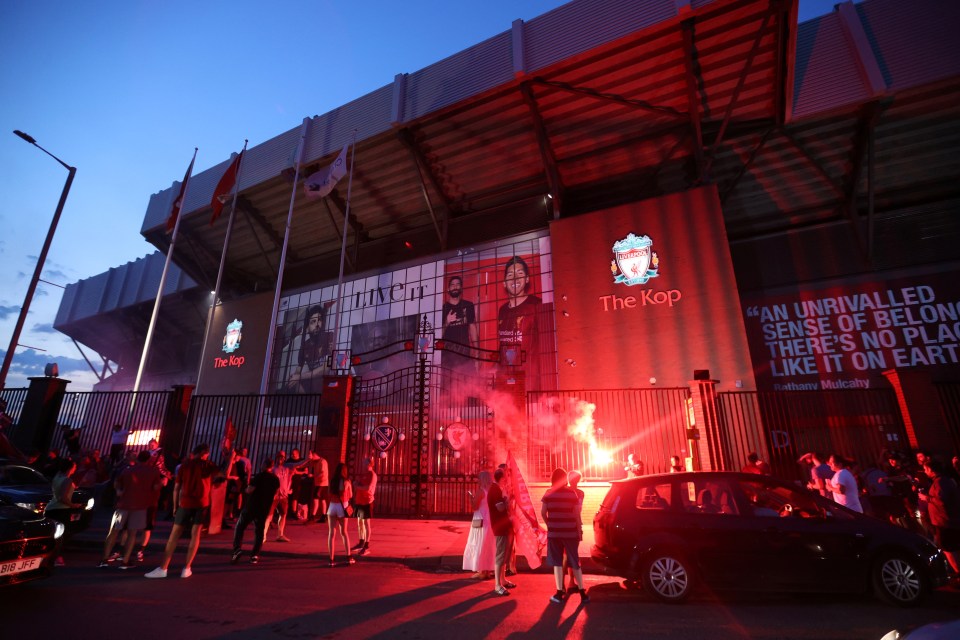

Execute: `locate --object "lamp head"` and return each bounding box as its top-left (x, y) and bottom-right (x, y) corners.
top-left (13, 130), bottom-right (36, 144)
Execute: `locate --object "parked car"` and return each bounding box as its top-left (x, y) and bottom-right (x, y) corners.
top-left (591, 471), bottom-right (949, 606)
top-left (0, 461), bottom-right (94, 535)
top-left (0, 503), bottom-right (64, 586)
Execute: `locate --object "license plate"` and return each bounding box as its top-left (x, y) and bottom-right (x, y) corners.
top-left (0, 556), bottom-right (44, 576)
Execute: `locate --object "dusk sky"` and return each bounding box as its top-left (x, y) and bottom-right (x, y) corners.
top-left (0, 0), bottom-right (842, 391)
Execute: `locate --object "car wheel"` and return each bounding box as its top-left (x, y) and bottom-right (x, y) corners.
top-left (642, 550), bottom-right (694, 603)
top-left (872, 553), bottom-right (928, 606)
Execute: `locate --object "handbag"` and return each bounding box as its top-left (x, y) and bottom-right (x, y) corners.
top-left (472, 518), bottom-right (483, 528)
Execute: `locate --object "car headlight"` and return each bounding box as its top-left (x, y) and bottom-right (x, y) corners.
top-left (54, 522), bottom-right (65, 540)
top-left (15, 502), bottom-right (39, 513)
top-left (85, 497), bottom-right (95, 511)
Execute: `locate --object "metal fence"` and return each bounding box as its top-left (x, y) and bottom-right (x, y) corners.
top-left (935, 381), bottom-right (960, 453)
top-left (0, 387), bottom-right (29, 429)
top-left (48, 390), bottom-right (173, 457)
top-left (184, 394), bottom-right (323, 468)
top-left (526, 387), bottom-right (692, 482)
top-left (716, 389), bottom-right (909, 481)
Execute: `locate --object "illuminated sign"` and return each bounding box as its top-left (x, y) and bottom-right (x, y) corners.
top-left (222, 318), bottom-right (243, 354)
top-left (611, 233), bottom-right (659, 286)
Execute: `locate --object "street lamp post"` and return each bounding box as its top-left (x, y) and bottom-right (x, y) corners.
top-left (0, 131), bottom-right (76, 389)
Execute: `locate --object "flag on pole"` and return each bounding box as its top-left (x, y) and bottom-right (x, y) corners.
top-left (166, 154), bottom-right (197, 233)
top-left (209, 150), bottom-right (244, 225)
top-left (304, 144), bottom-right (348, 199)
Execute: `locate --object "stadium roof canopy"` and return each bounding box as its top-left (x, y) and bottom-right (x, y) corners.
top-left (56, 0), bottom-right (960, 378)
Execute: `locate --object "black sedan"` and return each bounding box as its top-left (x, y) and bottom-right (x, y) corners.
top-left (0, 462), bottom-right (94, 535)
top-left (0, 503), bottom-right (63, 585)
top-left (591, 471), bottom-right (949, 606)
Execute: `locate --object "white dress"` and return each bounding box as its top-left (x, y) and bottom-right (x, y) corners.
top-left (462, 490), bottom-right (496, 572)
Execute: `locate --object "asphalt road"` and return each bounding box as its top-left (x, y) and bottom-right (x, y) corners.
top-left (5, 548), bottom-right (958, 640)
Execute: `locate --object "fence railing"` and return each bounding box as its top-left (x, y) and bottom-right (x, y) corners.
top-left (526, 387), bottom-right (691, 482)
top-left (935, 381), bottom-right (960, 453)
top-left (47, 390), bottom-right (173, 458)
top-left (716, 389), bottom-right (908, 481)
top-left (0, 387), bottom-right (29, 429)
top-left (184, 394), bottom-right (323, 468)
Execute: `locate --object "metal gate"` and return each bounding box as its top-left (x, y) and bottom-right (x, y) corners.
top-left (348, 325), bottom-right (495, 517)
top-left (526, 388), bottom-right (692, 481)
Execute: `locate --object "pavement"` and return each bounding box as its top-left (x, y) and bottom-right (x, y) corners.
top-left (69, 506), bottom-right (603, 575)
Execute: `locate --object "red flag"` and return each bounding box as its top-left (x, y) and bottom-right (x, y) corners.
top-left (507, 451), bottom-right (546, 570)
top-left (209, 150), bottom-right (244, 226)
top-left (165, 154), bottom-right (197, 234)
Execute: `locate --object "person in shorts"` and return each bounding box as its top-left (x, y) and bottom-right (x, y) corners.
top-left (541, 467), bottom-right (589, 604)
top-left (487, 468), bottom-right (515, 596)
top-left (100, 450), bottom-right (162, 569)
top-left (145, 443), bottom-right (230, 579)
top-left (352, 457), bottom-right (377, 555)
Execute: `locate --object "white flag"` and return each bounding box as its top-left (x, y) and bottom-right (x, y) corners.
top-left (304, 144), bottom-right (348, 199)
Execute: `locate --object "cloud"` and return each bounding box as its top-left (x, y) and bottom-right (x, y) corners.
top-left (0, 305), bottom-right (19, 320)
top-left (0, 348), bottom-right (88, 381)
top-left (31, 323), bottom-right (60, 334)
top-left (42, 269), bottom-right (69, 282)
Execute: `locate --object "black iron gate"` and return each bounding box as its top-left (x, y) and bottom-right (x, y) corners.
top-left (348, 319), bottom-right (495, 517)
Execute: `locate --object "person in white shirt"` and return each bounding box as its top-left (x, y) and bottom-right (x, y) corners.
top-left (827, 454), bottom-right (863, 513)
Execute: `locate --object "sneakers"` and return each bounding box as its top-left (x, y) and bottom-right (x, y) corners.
top-left (347, 556), bottom-right (356, 565)
top-left (145, 567), bottom-right (168, 579)
top-left (276, 535), bottom-right (291, 542)
top-left (351, 541), bottom-right (364, 551)
top-left (250, 556), bottom-right (259, 565)
top-left (231, 550), bottom-right (242, 564)
top-left (494, 586), bottom-right (510, 596)
top-left (502, 580), bottom-right (517, 589)
top-left (578, 588), bottom-right (590, 604)
top-left (180, 567), bottom-right (192, 579)
top-left (550, 590), bottom-right (566, 604)
top-left (108, 552), bottom-right (121, 563)
top-left (98, 561), bottom-right (110, 568)
top-left (118, 563), bottom-right (135, 571)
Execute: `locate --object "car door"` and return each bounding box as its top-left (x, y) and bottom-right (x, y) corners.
top-left (673, 478), bottom-right (754, 589)
top-left (736, 477), bottom-right (865, 593)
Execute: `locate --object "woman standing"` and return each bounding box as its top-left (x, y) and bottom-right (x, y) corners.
top-left (462, 471), bottom-right (495, 579)
top-left (44, 457), bottom-right (83, 566)
top-left (326, 462), bottom-right (355, 567)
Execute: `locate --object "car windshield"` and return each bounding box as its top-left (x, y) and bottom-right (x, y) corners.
top-left (738, 478), bottom-right (824, 518)
top-left (0, 465), bottom-right (49, 486)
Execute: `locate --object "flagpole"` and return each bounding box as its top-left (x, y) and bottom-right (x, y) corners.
top-left (331, 130), bottom-right (358, 353)
top-left (258, 118), bottom-right (311, 397)
top-left (195, 141), bottom-right (248, 392)
top-left (126, 147), bottom-right (198, 427)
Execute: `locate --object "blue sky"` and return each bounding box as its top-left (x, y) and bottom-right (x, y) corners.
top-left (0, 0), bottom-right (842, 390)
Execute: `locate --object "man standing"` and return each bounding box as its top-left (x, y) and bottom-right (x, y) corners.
top-left (100, 451), bottom-right (162, 569)
top-left (307, 450), bottom-right (329, 523)
top-left (268, 450), bottom-right (306, 542)
top-left (108, 423), bottom-right (130, 468)
top-left (487, 468), bottom-right (515, 596)
top-left (231, 456), bottom-right (281, 565)
top-left (145, 443), bottom-right (230, 579)
top-left (742, 452), bottom-right (772, 475)
top-left (441, 275), bottom-right (478, 372)
top-left (352, 457), bottom-right (377, 555)
top-left (624, 452), bottom-right (644, 478)
top-left (541, 468), bottom-right (589, 605)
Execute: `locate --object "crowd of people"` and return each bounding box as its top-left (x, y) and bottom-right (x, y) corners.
top-left (741, 448), bottom-right (960, 579)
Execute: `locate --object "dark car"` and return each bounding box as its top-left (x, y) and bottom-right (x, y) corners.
top-left (0, 462), bottom-right (94, 535)
top-left (0, 504), bottom-right (63, 586)
top-left (591, 471), bottom-right (949, 606)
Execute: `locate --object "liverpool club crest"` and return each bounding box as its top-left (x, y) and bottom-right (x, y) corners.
top-left (611, 233), bottom-right (660, 286)
top-left (372, 423), bottom-right (398, 452)
top-left (222, 319), bottom-right (243, 354)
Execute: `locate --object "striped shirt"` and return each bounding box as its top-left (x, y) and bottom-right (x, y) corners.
top-left (542, 486), bottom-right (580, 539)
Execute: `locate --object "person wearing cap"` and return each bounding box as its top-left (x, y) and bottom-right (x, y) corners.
top-left (352, 457), bottom-right (378, 556)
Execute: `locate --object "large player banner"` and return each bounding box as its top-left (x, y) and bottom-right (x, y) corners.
top-left (549, 185), bottom-right (756, 390)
